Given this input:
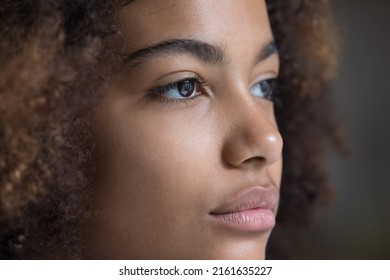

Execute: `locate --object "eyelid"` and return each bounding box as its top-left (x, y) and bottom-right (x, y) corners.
top-left (250, 72), bottom-right (278, 88)
top-left (146, 71), bottom-right (202, 92)
top-left (148, 75), bottom-right (203, 95)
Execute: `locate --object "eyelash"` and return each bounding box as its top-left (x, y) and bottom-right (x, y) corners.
top-left (147, 76), bottom-right (208, 104)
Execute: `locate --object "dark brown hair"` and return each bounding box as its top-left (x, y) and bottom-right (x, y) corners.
top-left (0, 0), bottom-right (343, 259)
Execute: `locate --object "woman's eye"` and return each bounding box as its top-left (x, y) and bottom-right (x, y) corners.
top-left (150, 78), bottom-right (204, 101)
top-left (250, 78), bottom-right (277, 101)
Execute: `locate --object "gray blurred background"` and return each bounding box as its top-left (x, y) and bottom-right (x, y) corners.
top-left (299, 0), bottom-right (390, 259)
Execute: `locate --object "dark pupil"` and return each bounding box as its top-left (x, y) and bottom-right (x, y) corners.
top-left (260, 80), bottom-right (273, 98)
top-left (178, 80), bottom-right (195, 97)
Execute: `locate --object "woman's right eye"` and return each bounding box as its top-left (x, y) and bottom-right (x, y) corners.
top-left (149, 77), bottom-right (205, 102)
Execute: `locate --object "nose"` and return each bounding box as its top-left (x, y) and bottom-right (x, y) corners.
top-left (221, 94), bottom-right (283, 169)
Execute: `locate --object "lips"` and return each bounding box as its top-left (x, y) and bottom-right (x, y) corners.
top-left (209, 186), bottom-right (279, 232)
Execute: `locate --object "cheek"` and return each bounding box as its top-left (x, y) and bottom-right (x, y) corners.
top-left (96, 112), bottom-right (211, 201)
top-left (110, 105), bottom-right (218, 190)
top-left (121, 119), bottom-right (214, 198)
top-left (89, 102), bottom-right (222, 257)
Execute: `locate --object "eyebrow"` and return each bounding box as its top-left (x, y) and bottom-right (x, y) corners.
top-left (123, 39), bottom-right (278, 68)
top-left (255, 40), bottom-right (278, 65)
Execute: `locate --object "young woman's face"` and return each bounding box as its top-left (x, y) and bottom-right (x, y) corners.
top-left (83, 0), bottom-right (282, 259)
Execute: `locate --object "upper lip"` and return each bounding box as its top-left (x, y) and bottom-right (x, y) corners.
top-left (209, 185), bottom-right (279, 215)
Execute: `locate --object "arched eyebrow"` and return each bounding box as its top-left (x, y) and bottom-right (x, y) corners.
top-left (122, 39), bottom-right (278, 69)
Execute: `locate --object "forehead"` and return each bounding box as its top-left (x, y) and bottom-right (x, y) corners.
top-left (118, 0), bottom-right (273, 53)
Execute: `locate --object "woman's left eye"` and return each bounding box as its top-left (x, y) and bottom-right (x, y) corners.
top-left (250, 78), bottom-right (277, 101)
top-left (149, 77), bottom-right (204, 102)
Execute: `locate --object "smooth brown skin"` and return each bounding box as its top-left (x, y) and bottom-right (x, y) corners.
top-left (82, 0), bottom-right (283, 259)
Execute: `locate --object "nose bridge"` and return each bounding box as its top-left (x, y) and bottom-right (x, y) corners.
top-left (221, 90), bottom-right (283, 167)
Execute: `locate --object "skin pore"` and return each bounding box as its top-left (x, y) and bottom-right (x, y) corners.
top-left (81, 0), bottom-right (283, 259)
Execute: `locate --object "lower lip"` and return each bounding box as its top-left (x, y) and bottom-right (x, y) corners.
top-left (209, 208), bottom-right (275, 232)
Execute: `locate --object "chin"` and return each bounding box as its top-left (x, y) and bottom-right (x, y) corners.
top-left (198, 237), bottom-right (269, 260)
